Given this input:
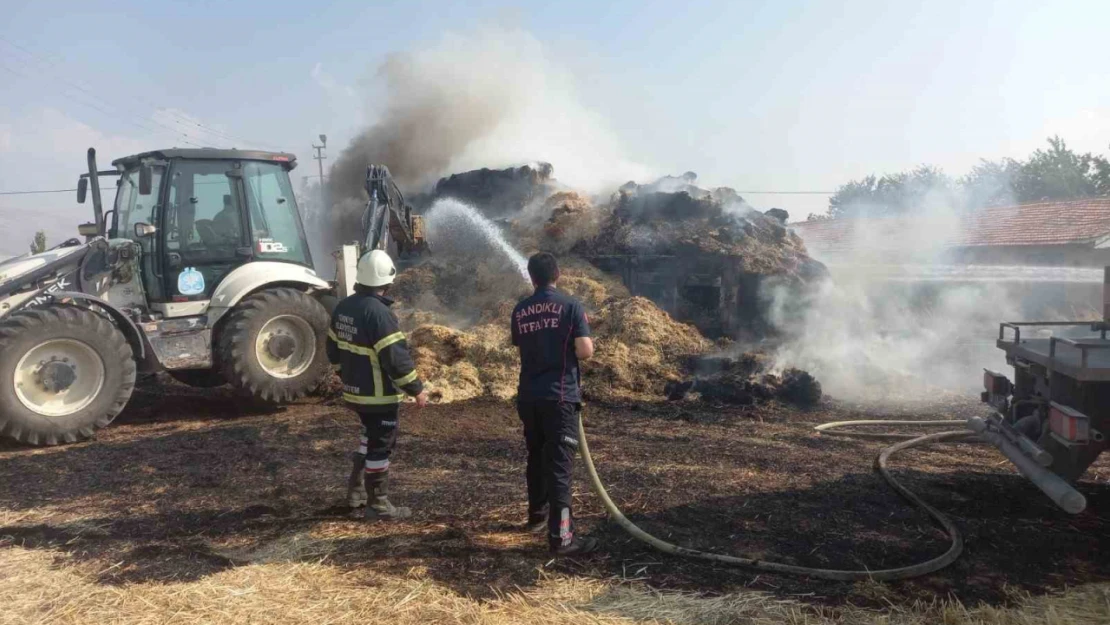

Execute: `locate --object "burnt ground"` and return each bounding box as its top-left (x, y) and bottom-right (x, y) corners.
top-left (0, 377), bottom-right (1107, 610)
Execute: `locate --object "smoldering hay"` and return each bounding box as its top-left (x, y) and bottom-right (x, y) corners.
top-left (363, 167), bottom-right (828, 406)
top-left (394, 260), bottom-right (716, 404)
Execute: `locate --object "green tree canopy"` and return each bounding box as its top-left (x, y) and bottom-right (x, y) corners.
top-left (822, 137), bottom-right (1110, 219)
top-left (828, 165), bottom-right (955, 218)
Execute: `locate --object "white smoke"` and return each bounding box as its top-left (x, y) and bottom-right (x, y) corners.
top-left (766, 190), bottom-right (1101, 403)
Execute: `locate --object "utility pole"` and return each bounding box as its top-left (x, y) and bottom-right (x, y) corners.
top-left (312, 134), bottom-right (327, 209)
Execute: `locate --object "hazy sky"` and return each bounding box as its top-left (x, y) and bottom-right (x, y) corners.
top-left (2, 0), bottom-right (1108, 258)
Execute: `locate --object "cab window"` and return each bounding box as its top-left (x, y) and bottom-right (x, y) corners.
top-left (163, 161), bottom-right (243, 263)
top-left (161, 160), bottom-right (244, 299)
top-left (243, 161), bottom-right (310, 266)
top-left (112, 167), bottom-right (164, 239)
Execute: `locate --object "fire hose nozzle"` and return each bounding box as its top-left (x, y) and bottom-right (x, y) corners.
top-left (966, 416), bottom-right (989, 433)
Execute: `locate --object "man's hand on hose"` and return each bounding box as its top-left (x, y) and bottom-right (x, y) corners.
top-left (414, 390), bottom-right (429, 408)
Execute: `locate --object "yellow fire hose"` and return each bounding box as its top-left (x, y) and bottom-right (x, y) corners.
top-left (577, 414), bottom-right (976, 581)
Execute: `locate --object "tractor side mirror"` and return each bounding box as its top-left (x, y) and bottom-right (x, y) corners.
top-left (77, 178), bottom-right (88, 203)
top-left (138, 164), bottom-right (153, 195)
top-left (134, 222), bottom-right (157, 238)
top-left (78, 222), bottom-right (98, 237)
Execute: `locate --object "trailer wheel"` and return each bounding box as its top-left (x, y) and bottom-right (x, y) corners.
top-left (0, 306), bottom-right (136, 445)
top-left (217, 288), bottom-right (330, 403)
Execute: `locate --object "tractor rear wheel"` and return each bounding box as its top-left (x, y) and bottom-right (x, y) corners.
top-left (217, 288), bottom-right (330, 403)
top-left (0, 306), bottom-right (136, 445)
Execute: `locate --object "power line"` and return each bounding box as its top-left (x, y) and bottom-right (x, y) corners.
top-left (0, 62), bottom-right (206, 148)
top-left (1, 37), bottom-right (221, 147)
top-left (0, 37), bottom-right (278, 151)
top-left (1, 36), bottom-right (281, 151)
top-left (0, 188), bottom-right (79, 196)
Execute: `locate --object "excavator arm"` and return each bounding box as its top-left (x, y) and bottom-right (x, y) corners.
top-left (361, 165), bottom-right (427, 258)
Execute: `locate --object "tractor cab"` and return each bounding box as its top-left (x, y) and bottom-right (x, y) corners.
top-left (79, 148), bottom-right (315, 316)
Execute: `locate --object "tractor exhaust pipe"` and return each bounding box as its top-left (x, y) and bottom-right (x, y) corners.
top-left (967, 416), bottom-right (1087, 514)
top-left (86, 148), bottom-right (104, 236)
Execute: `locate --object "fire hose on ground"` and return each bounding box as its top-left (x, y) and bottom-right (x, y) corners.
top-left (577, 413), bottom-right (1086, 581)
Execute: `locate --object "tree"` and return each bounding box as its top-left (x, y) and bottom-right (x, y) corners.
top-left (828, 137), bottom-right (1110, 215)
top-left (29, 230), bottom-right (46, 255)
top-left (828, 166), bottom-right (954, 218)
top-left (1093, 152), bottom-right (1110, 197)
top-left (1014, 136), bottom-right (1106, 202)
top-left (959, 157), bottom-right (1024, 207)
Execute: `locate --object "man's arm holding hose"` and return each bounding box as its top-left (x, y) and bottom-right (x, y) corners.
top-left (573, 303), bottom-right (594, 360)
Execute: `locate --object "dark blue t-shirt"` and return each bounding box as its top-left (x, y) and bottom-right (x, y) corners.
top-left (511, 286), bottom-right (591, 402)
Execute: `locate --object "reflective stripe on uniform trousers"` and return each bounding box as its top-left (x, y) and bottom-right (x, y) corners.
top-left (364, 458), bottom-right (390, 473)
top-left (358, 425), bottom-right (369, 455)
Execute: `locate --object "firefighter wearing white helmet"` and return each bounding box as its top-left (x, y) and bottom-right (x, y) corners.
top-left (356, 249), bottom-right (399, 287)
top-left (327, 249), bottom-right (429, 520)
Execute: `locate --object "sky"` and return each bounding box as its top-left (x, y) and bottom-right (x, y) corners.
top-left (2, 0), bottom-right (1109, 258)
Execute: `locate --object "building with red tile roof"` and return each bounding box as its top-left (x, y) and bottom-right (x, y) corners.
top-left (790, 199), bottom-right (1110, 266)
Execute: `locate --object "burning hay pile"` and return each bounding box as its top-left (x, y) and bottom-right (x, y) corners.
top-left (408, 324), bottom-right (518, 402)
top-left (582, 296), bottom-right (713, 400)
top-left (395, 267), bottom-right (821, 405)
top-left (394, 259), bottom-right (715, 402)
top-left (329, 163), bottom-right (827, 406)
top-left (576, 174), bottom-right (826, 281)
top-left (417, 162), bottom-right (556, 218)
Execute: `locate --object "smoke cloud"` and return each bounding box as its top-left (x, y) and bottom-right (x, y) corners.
top-left (766, 191), bottom-right (1103, 403)
top-left (328, 26), bottom-right (650, 203)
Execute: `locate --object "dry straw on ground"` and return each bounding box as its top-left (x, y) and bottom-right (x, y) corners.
top-left (2, 546), bottom-right (1107, 625)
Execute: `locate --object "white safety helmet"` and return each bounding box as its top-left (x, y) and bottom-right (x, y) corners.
top-left (356, 249), bottom-right (397, 287)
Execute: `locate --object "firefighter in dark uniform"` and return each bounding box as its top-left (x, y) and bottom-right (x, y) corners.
top-left (328, 249), bottom-right (428, 521)
top-left (511, 252), bottom-right (598, 555)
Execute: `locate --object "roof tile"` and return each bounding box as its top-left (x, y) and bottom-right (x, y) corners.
top-left (791, 199), bottom-right (1110, 253)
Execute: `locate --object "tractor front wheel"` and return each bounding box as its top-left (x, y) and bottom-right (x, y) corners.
top-left (0, 306), bottom-right (136, 445)
top-left (217, 288), bottom-right (330, 403)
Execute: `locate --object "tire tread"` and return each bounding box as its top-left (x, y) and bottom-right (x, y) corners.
top-left (0, 305), bottom-right (136, 445)
top-left (217, 288), bottom-right (329, 405)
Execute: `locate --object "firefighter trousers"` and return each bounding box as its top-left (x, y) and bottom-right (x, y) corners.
top-left (356, 407), bottom-right (400, 474)
top-left (517, 399), bottom-right (580, 548)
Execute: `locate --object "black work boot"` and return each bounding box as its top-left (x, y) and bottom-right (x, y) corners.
top-left (526, 506), bottom-right (547, 533)
top-left (551, 536), bottom-right (599, 557)
top-left (364, 471), bottom-right (412, 521)
top-left (347, 452), bottom-right (368, 509)
top-left (548, 508), bottom-right (597, 556)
